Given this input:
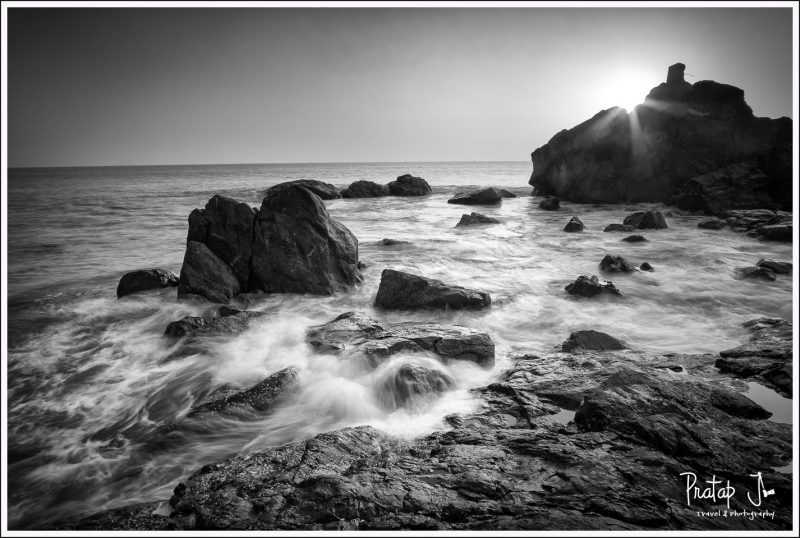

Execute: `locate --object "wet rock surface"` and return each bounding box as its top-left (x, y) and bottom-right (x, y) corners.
top-left (673, 161), bottom-right (777, 215)
top-left (448, 187), bottom-right (503, 205)
top-left (734, 266), bottom-right (777, 281)
top-left (539, 196), bottom-right (560, 210)
top-left (178, 241), bottom-right (241, 304)
top-left (164, 311), bottom-right (267, 338)
top-left (455, 212), bottom-right (500, 227)
top-left (341, 180), bottom-right (389, 198)
top-left (561, 330), bottom-right (626, 352)
top-left (623, 210), bottom-right (668, 230)
top-left (387, 174), bottom-right (432, 196)
top-left (565, 275), bottom-right (621, 297)
top-left (604, 224), bottom-right (635, 233)
top-left (622, 234), bottom-right (647, 242)
top-left (599, 254), bottom-right (637, 273)
top-left (379, 364), bottom-right (455, 410)
top-left (374, 269), bottom-right (491, 311)
top-left (640, 262), bottom-right (654, 272)
top-left (188, 367), bottom-right (300, 417)
top-left (265, 179), bottom-right (341, 200)
top-left (697, 218), bottom-right (727, 230)
top-left (756, 259), bottom-right (792, 274)
top-left (306, 312), bottom-right (495, 367)
top-left (117, 268), bottom-right (179, 298)
top-left (563, 216), bottom-right (584, 232)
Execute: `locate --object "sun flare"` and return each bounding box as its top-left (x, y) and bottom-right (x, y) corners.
top-left (601, 70), bottom-right (655, 112)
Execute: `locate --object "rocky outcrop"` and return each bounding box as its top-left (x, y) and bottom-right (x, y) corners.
top-left (563, 216), bottom-right (584, 232)
top-left (341, 181), bottom-right (389, 198)
top-left (455, 213), bottom-right (499, 227)
top-left (622, 235), bottom-right (647, 242)
top-left (672, 162), bottom-right (777, 215)
top-left (188, 367), bottom-right (300, 417)
top-left (374, 269), bottom-right (491, 310)
top-left (447, 187), bottom-right (503, 205)
top-left (379, 364), bottom-right (455, 410)
top-left (604, 224), bottom-right (635, 233)
top-left (561, 330), bottom-right (626, 352)
top-left (265, 180), bottom-right (340, 200)
top-left (529, 64), bottom-right (792, 211)
top-left (539, 196), bottom-right (560, 210)
top-left (756, 259), bottom-right (792, 274)
top-left (565, 275), bottom-right (621, 297)
top-left (178, 241), bottom-right (241, 303)
top-left (117, 268), bottom-right (179, 298)
top-left (599, 255), bottom-right (637, 273)
top-left (164, 311), bottom-right (267, 338)
top-left (387, 174), bottom-right (432, 196)
top-left (306, 312), bottom-right (495, 367)
top-left (623, 211), bottom-right (668, 230)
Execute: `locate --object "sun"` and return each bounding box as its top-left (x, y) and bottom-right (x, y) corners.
top-left (598, 70), bottom-right (655, 112)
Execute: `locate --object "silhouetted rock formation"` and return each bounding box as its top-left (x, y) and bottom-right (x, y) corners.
top-left (448, 187), bottom-right (503, 205)
top-left (374, 269), bottom-right (491, 310)
top-left (117, 268), bottom-right (179, 298)
top-left (529, 64), bottom-right (792, 211)
top-left (673, 162), bottom-right (777, 215)
top-left (265, 179), bottom-right (340, 200)
top-left (341, 180), bottom-right (389, 198)
top-left (456, 212), bottom-right (500, 227)
top-left (387, 174), bottom-right (432, 196)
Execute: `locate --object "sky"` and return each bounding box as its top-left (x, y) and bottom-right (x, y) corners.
top-left (5, 5), bottom-right (796, 168)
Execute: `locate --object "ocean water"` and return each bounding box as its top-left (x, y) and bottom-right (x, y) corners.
top-left (4, 161), bottom-right (794, 529)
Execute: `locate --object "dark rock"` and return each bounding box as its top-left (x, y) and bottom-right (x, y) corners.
top-left (734, 266), bottom-right (777, 281)
top-left (623, 211), bottom-right (668, 230)
top-left (341, 180), bottom-right (389, 198)
top-left (265, 179), bottom-right (340, 200)
top-left (386, 174), bottom-right (432, 196)
top-left (539, 196), bottom-right (560, 210)
top-left (756, 259), bottom-right (792, 274)
top-left (378, 238), bottom-right (412, 247)
top-left (379, 364), bottom-right (455, 410)
top-left (374, 269), bottom-right (491, 310)
top-left (563, 216), bottom-right (584, 232)
top-left (217, 306), bottom-right (243, 317)
top-left (498, 189), bottom-right (518, 198)
top-left (604, 224), bottom-right (635, 233)
top-left (250, 186), bottom-right (362, 294)
top-left (561, 330), bottom-right (626, 353)
top-left (189, 367), bottom-right (300, 416)
top-left (357, 261), bottom-right (367, 270)
top-left (708, 389), bottom-right (771, 420)
top-left (164, 311), bottom-right (267, 338)
top-left (117, 268), bottom-right (179, 298)
top-left (306, 312), bottom-right (495, 367)
top-left (640, 262), bottom-right (654, 272)
top-left (565, 275), bottom-right (621, 297)
top-left (756, 223), bottom-right (792, 242)
top-left (599, 254), bottom-right (637, 273)
top-left (178, 241), bottom-right (240, 304)
top-left (673, 162), bottom-right (776, 215)
top-left (455, 212), bottom-right (500, 227)
top-left (697, 218), bottom-right (727, 229)
top-left (622, 235), bottom-right (647, 242)
top-left (447, 187), bottom-right (503, 205)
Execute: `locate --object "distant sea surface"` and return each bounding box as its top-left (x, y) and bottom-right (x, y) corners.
top-left (5, 161), bottom-right (794, 528)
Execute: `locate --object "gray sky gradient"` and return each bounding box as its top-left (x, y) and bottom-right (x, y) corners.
top-left (7, 7), bottom-right (795, 167)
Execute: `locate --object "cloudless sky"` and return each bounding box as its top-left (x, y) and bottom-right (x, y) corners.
top-left (6, 6), bottom-right (795, 167)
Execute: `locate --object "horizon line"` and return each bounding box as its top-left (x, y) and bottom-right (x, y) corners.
top-left (8, 159), bottom-right (533, 170)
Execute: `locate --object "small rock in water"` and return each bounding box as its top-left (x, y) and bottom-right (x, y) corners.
top-left (640, 262), bottom-right (654, 272)
top-left (374, 269), bottom-right (491, 310)
top-left (539, 196), bottom-right (560, 210)
top-left (622, 234), bottom-right (648, 242)
top-left (164, 311), bottom-right (267, 338)
top-left (117, 268), bottom-right (179, 298)
top-left (756, 259), bottom-right (792, 274)
top-left (623, 210), bottom-right (668, 230)
top-left (379, 238), bottom-right (411, 247)
top-left (698, 218), bottom-right (727, 229)
top-left (756, 223), bottom-right (792, 242)
top-left (604, 223), bottom-right (636, 232)
top-left (341, 180), bottom-right (389, 198)
top-left (386, 174), bottom-right (432, 196)
top-left (448, 187), bottom-right (503, 205)
top-left (561, 330), bottom-right (627, 353)
top-left (599, 254), bottom-right (637, 273)
top-left (456, 212), bottom-right (500, 227)
top-left (380, 364), bottom-right (455, 411)
top-left (563, 216), bottom-right (584, 232)
top-left (189, 367), bottom-right (300, 416)
top-left (734, 266), bottom-right (777, 281)
top-left (565, 275), bottom-right (621, 297)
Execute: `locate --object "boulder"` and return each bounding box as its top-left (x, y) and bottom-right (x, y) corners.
top-left (374, 269), bottom-right (491, 310)
top-left (539, 196), bottom-right (560, 210)
top-left (673, 162), bottom-right (776, 215)
top-left (164, 311), bottom-right (267, 338)
top-left (561, 330), bottom-right (627, 353)
top-left (756, 223), bottom-right (792, 242)
top-left (379, 364), bottom-right (455, 410)
top-left (386, 174), bottom-right (432, 196)
top-left (565, 275), bottom-right (621, 297)
top-left (622, 211), bottom-right (668, 230)
top-left (306, 312), bottom-right (495, 367)
top-left (498, 189), bottom-right (518, 198)
top-left (599, 254), bottom-right (637, 273)
top-left (622, 235), bottom-right (647, 242)
top-left (250, 186), bottom-right (362, 294)
top-left (563, 216), bottom-right (584, 232)
top-left (447, 187), bottom-right (503, 205)
top-left (640, 262), bottom-right (654, 272)
top-left (456, 213), bottom-right (500, 227)
top-left (341, 180), bottom-right (389, 198)
top-left (604, 224), bottom-right (635, 232)
top-left (265, 179), bottom-right (340, 200)
top-left (697, 218), bottom-right (727, 229)
top-left (378, 238), bottom-right (412, 247)
top-left (117, 268), bottom-right (179, 298)
top-left (756, 259), bottom-right (792, 274)
top-left (178, 241), bottom-right (240, 304)
top-left (734, 266), bottom-right (777, 281)
top-left (188, 367), bottom-right (300, 416)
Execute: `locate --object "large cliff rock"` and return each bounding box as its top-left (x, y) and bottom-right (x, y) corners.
top-left (529, 63), bottom-right (792, 212)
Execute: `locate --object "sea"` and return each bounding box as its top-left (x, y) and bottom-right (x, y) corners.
top-left (4, 161), bottom-right (795, 529)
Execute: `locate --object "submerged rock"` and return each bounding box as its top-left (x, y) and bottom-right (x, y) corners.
top-left (379, 364), bottom-right (455, 410)
top-left (565, 275), bottom-right (621, 297)
top-left (697, 218), bottom-right (727, 229)
top-left (374, 269), bottom-right (491, 310)
top-left (599, 254), bottom-right (637, 273)
top-left (378, 238), bottom-right (412, 247)
top-left (734, 266), bottom-right (777, 281)
top-left (188, 367), bottom-right (300, 416)
top-left (604, 224), bottom-right (636, 233)
top-left (307, 311), bottom-right (495, 367)
top-left (455, 212), bottom-right (500, 227)
top-left (640, 262), bottom-right (654, 272)
top-left (623, 210), bottom-right (668, 230)
top-left (117, 268), bottom-right (179, 298)
top-left (341, 180), bottom-right (389, 198)
top-left (178, 241), bottom-right (241, 304)
top-left (561, 330), bottom-right (626, 353)
top-left (265, 179), bottom-right (340, 200)
top-left (164, 311), bottom-right (267, 338)
top-left (447, 187), bottom-right (503, 205)
top-left (563, 216), bottom-right (584, 232)
top-left (756, 259), bottom-right (792, 274)
top-left (622, 234), bottom-right (647, 242)
top-left (539, 196), bottom-right (560, 210)
top-left (387, 174), bottom-right (432, 196)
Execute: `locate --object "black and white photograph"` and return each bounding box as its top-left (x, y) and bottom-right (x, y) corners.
top-left (2, 1), bottom-right (797, 534)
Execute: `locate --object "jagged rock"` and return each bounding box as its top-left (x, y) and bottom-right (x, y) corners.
top-left (265, 180), bottom-right (340, 200)
top-left (599, 255), bottom-right (637, 273)
top-left (379, 364), bottom-right (455, 410)
top-left (250, 185), bottom-right (362, 294)
top-left (164, 311), bottom-right (267, 338)
top-left (529, 64), bottom-right (792, 210)
top-left (455, 213), bottom-right (500, 227)
top-left (734, 266), bottom-right (777, 281)
top-left (378, 238), bottom-right (412, 247)
top-left (561, 330), bottom-right (626, 353)
top-left (756, 223), bottom-right (792, 242)
top-left (565, 275), bottom-right (621, 297)
top-left (539, 196), bottom-right (560, 210)
top-left (188, 367), bottom-right (300, 416)
top-left (563, 216), bottom-right (584, 232)
top-left (117, 269), bottom-right (179, 298)
top-left (341, 180), bottom-right (389, 198)
top-left (623, 211), bottom-right (668, 230)
top-left (374, 269), bottom-right (491, 310)
top-left (673, 162), bottom-right (776, 215)
top-left (697, 218), bottom-right (727, 229)
top-left (178, 241), bottom-right (241, 304)
top-left (622, 235), bottom-right (647, 242)
top-left (386, 174), bottom-right (432, 196)
top-left (756, 259), bottom-right (792, 274)
top-left (640, 262), bottom-right (654, 272)
top-left (604, 224), bottom-right (635, 232)
top-left (447, 187), bottom-right (503, 205)
top-left (306, 312), bottom-right (495, 367)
